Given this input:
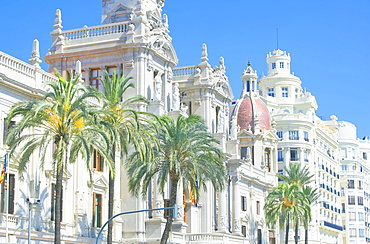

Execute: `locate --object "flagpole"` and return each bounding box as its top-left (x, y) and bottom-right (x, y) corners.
top-left (5, 152), bottom-right (9, 242)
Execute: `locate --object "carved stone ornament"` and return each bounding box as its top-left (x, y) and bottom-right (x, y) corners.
top-left (219, 216), bottom-right (226, 228)
top-left (233, 219), bottom-right (241, 232)
top-left (125, 60), bottom-right (134, 69)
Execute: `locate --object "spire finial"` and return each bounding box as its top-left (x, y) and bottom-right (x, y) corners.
top-left (29, 39), bottom-right (42, 68)
top-left (247, 60), bottom-right (251, 66)
top-left (201, 43), bottom-right (208, 62)
top-left (53, 9), bottom-right (63, 29)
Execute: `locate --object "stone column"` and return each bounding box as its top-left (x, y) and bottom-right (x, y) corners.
top-left (217, 189), bottom-right (228, 233)
top-left (232, 176), bottom-right (241, 235)
top-left (153, 176), bottom-right (164, 218)
top-left (175, 179), bottom-right (184, 222)
top-left (172, 179), bottom-right (187, 233)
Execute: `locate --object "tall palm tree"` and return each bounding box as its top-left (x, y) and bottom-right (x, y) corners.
top-left (97, 71), bottom-right (156, 244)
top-left (5, 71), bottom-right (113, 244)
top-left (301, 185), bottom-right (320, 244)
top-left (126, 115), bottom-right (226, 244)
top-left (264, 183), bottom-right (306, 244)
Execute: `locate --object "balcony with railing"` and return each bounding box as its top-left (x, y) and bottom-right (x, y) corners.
top-left (322, 221), bottom-right (343, 231)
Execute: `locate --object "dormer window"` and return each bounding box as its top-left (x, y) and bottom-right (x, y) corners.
top-left (272, 63), bottom-right (276, 69)
top-left (280, 62), bottom-right (284, 68)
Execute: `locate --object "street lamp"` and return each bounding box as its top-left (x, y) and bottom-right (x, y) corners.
top-left (26, 198), bottom-right (40, 244)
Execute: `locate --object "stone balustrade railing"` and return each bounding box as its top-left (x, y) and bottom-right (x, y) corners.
top-left (0, 51), bottom-right (58, 89)
top-left (186, 233), bottom-right (247, 243)
top-left (173, 66), bottom-right (198, 77)
top-left (63, 22), bottom-right (130, 41)
top-left (0, 51), bottom-right (35, 78)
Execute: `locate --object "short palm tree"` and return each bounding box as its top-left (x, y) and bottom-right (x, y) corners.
top-left (5, 71), bottom-right (112, 244)
top-left (264, 183), bottom-right (306, 244)
top-left (275, 163), bottom-right (318, 244)
top-left (126, 115), bottom-right (226, 244)
top-left (97, 71), bottom-right (156, 244)
top-left (277, 163), bottom-right (314, 186)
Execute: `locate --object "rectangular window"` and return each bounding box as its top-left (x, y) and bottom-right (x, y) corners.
top-left (51, 183), bottom-right (63, 221)
top-left (359, 228), bottom-right (365, 238)
top-left (276, 131), bottom-right (283, 139)
top-left (349, 211), bottom-right (356, 221)
top-left (257, 229), bottom-right (262, 244)
top-left (241, 196), bottom-right (247, 211)
top-left (348, 180), bottom-right (355, 189)
top-left (359, 212), bottom-right (364, 221)
top-left (304, 131), bottom-right (309, 142)
top-left (92, 149), bottom-right (104, 172)
top-left (358, 196), bottom-right (364, 205)
top-left (3, 120), bottom-right (16, 144)
top-left (280, 62), bottom-right (284, 68)
top-left (241, 147), bottom-right (248, 160)
top-left (242, 225), bottom-right (247, 237)
top-left (90, 69), bottom-right (103, 91)
top-left (348, 195), bottom-right (355, 205)
top-left (278, 149), bottom-right (283, 162)
top-left (1, 174), bottom-right (15, 214)
top-left (268, 88), bottom-right (275, 97)
top-left (256, 201), bottom-right (260, 215)
top-left (349, 228), bottom-right (356, 237)
top-left (282, 87), bottom-right (288, 97)
top-left (272, 63), bottom-right (276, 69)
top-left (304, 150), bottom-right (309, 162)
top-left (289, 131), bottom-right (299, 140)
top-left (278, 169), bottom-right (283, 181)
top-left (363, 152), bottom-right (367, 160)
top-left (92, 193), bottom-right (102, 227)
top-left (358, 180), bottom-right (363, 189)
top-left (290, 148), bottom-right (299, 161)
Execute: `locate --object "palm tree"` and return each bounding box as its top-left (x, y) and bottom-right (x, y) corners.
top-left (5, 71), bottom-right (113, 244)
top-left (126, 115), bottom-right (226, 244)
top-left (97, 71), bottom-right (156, 244)
top-left (264, 183), bottom-right (306, 244)
top-left (301, 185), bottom-right (320, 244)
top-left (277, 163), bottom-right (314, 186)
top-left (276, 163), bottom-right (318, 244)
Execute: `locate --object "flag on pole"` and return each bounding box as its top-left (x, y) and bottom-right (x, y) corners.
top-left (0, 154), bottom-right (7, 184)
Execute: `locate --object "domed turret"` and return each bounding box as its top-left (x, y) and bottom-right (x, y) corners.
top-left (230, 95), bottom-right (271, 133)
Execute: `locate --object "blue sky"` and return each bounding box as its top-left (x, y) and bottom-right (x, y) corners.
top-left (1, 0), bottom-right (369, 138)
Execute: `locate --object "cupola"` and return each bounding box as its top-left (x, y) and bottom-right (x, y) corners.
top-left (266, 49), bottom-right (291, 76)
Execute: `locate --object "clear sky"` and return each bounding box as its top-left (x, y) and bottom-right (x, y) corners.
top-left (1, 0), bottom-right (369, 138)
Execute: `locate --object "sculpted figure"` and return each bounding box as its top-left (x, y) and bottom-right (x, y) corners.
top-left (172, 83), bottom-right (180, 110)
top-left (154, 72), bottom-right (162, 101)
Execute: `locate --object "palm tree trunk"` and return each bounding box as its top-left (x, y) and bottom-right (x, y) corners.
top-left (285, 215), bottom-right (290, 244)
top-left (107, 169), bottom-right (114, 243)
top-left (107, 149), bottom-right (115, 244)
top-left (294, 221), bottom-right (298, 244)
top-left (54, 162), bottom-right (63, 244)
top-left (160, 178), bottom-right (178, 244)
top-left (305, 229), bottom-right (308, 244)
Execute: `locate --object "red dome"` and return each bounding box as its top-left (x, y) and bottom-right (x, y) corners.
top-left (236, 97), bottom-right (271, 131)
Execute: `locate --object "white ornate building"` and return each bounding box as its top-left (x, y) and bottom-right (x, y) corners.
top-left (0, 0), bottom-right (370, 243)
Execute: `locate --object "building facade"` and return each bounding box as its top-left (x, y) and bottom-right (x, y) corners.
top-left (0, 0), bottom-right (369, 243)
